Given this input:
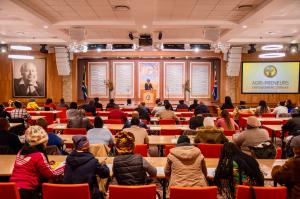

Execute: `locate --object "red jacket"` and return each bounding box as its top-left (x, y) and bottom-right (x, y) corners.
top-left (108, 109), bottom-right (127, 122)
top-left (10, 151), bottom-right (64, 190)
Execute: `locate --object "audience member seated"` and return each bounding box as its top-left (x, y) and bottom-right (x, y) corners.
top-left (66, 102), bottom-right (80, 119)
top-left (106, 98), bottom-right (117, 110)
top-left (176, 100), bottom-right (188, 110)
top-left (63, 135), bottom-right (110, 199)
top-left (123, 118), bottom-right (149, 144)
top-left (216, 110), bottom-right (239, 131)
top-left (282, 109), bottom-right (300, 136)
top-left (151, 101), bottom-right (165, 115)
top-left (36, 118), bottom-right (64, 152)
top-left (10, 100), bottom-right (31, 121)
top-left (214, 142), bottom-right (264, 199)
top-left (94, 97), bottom-right (103, 110)
top-left (0, 118), bottom-right (22, 154)
top-left (87, 116), bottom-right (114, 145)
top-left (0, 104), bottom-right (11, 119)
top-left (233, 116), bottom-right (269, 154)
top-left (194, 101), bottom-right (210, 115)
top-left (44, 98), bottom-right (56, 110)
top-left (189, 99), bottom-right (199, 111)
top-left (157, 103), bottom-right (179, 122)
top-left (135, 102), bottom-right (151, 122)
top-left (26, 98), bottom-right (40, 110)
top-left (10, 126), bottom-right (64, 199)
top-left (220, 96), bottom-right (234, 110)
top-left (189, 110), bottom-right (204, 130)
top-left (113, 131), bottom-right (157, 185)
top-left (123, 98), bottom-right (136, 109)
top-left (108, 105), bottom-right (127, 122)
top-left (232, 101), bottom-right (253, 121)
top-left (123, 111), bottom-right (148, 129)
top-left (272, 101), bottom-right (288, 117)
top-left (164, 100), bottom-right (174, 111)
top-left (57, 98), bottom-right (69, 109)
top-left (165, 135), bottom-right (208, 193)
top-left (194, 117), bottom-right (228, 144)
top-left (68, 109), bottom-right (93, 130)
top-left (255, 100), bottom-right (271, 115)
top-left (236, 100), bottom-right (249, 110)
top-left (285, 99), bottom-right (294, 113)
top-left (84, 100), bottom-right (97, 116)
top-left (272, 135), bottom-right (300, 199)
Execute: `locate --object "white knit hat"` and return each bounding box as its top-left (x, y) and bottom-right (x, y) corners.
top-left (25, 125), bottom-right (48, 146)
top-left (247, 116), bottom-right (261, 128)
top-left (203, 117), bottom-right (215, 127)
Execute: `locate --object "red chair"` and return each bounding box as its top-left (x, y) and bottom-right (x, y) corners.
top-left (276, 147), bottom-right (282, 159)
top-left (169, 186), bottom-right (218, 199)
top-left (109, 184), bottom-right (156, 199)
top-left (40, 112), bottom-right (54, 124)
top-left (159, 119), bottom-right (176, 125)
top-left (160, 129), bottom-right (182, 136)
top-left (236, 185), bottom-right (286, 199)
top-left (165, 144), bottom-right (175, 156)
top-left (134, 144), bottom-right (148, 157)
top-left (0, 182), bottom-right (20, 199)
top-left (85, 112), bottom-right (93, 116)
top-left (56, 107), bottom-right (67, 119)
top-left (224, 109), bottom-right (234, 112)
top-left (141, 119), bottom-right (149, 125)
top-left (197, 144), bottom-right (223, 158)
top-left (176, 108), bottom-right (189, 112)
top-left (181, 112), bottom-right (193, 117)
top-left (106, 108), bottom-right (115, 111)
top-left (58, 118), bottom-right (69, 124)
top-left (261, 113), bottom-right (276, 118)
top-left (43, 183), bottom-right (90, 199)
top-left (63, 128), bottom-right (87, 135)
top-left (96, 108), bottom-right (102, 111)
top-left (26, 108), bottom-right (35, 111)
top-left (179, 120), bottom-right (189, 125)
top-left (238, 114), bottom-right (254, 129)
top-left (223, 130), bottom-right (236, 136)
top-left (98, 112), bottom-right (109, 117)
top-left (261, 121), bottom-right (283, 138)
top-left (104, 119), bottom-right (123, 124)
top-left (5, 107), bottom-right (15, 111)
top-left (122, 108), bottom-right (134, 112)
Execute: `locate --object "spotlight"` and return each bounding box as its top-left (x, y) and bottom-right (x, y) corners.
top-left (158, 32), bottom-right (162, 40)
top-left (0, 44), bottom-right (8, 53)
top-left (128, 32), bottom-right (134, 40)
top-left (248, 44), bottom-right (256, 54)
top-left (40, 44), bottom-right (48, 53)
top-left (289, 44), bottom-right (298, 53)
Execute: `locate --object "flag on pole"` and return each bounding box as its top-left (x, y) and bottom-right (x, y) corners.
top-left (81, 64), bottom-right (88, 101)
top-left (212, 63), bottom-right (218, 101)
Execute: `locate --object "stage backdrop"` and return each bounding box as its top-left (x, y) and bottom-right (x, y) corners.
top-left (138, 62), bottom-right (160, 97)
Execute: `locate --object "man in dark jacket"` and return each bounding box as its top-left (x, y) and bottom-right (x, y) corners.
top-left (63, 135), bottom-right (110, 199)
top-left (0, 118), bottom-right (23, 154)
top-left (113, 131), bottom-right (156, 185)
top-left (282, 109), bottom-right (300, 136)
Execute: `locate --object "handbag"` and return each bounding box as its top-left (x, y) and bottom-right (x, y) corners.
top-left (249, 141), bottom-right (276, 159)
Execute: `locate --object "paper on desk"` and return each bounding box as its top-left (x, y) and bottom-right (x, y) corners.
top-left (107, 164), bottom-right (113, 171)
top-left (171, 138), bottom-right (178, 144)
top-left (156, 167), bottom-right (165, 176)
top-left (207, 168), bottom-right (216, 177)
top-left (50, 161), bottom-right (65, 170)
top-left (260, 164), bottom-right (272, 179)
top-left (272, 159), bottom-right (286, 167)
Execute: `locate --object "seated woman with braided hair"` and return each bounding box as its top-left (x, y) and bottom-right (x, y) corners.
top-left (214, 142), bottom-right (264, 199)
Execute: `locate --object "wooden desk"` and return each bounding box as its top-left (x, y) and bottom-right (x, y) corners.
top-left (27, 111), bottom-right (62, 114)
top-left (48, 123), bottom-right (124, 131)
top-left (9, 123), bottom-right (22, 129)
top-left (31, 116), bottom-right (46, 120)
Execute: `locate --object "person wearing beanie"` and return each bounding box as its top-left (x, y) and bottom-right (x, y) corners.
top-left (0, 118), bottom-right (23, 154)
top-left (233, 116), bottom-right (269, 154)
top-left (165, 135), bottom-right (208, 194)
top-left (63, 135), bottom-right (109, 199)
top-left (272, 135), bottom-right (300, 199)
top-left (113, 131), bottom-right (157, 185)
top-left (10, 125), bottom-right (64, 199)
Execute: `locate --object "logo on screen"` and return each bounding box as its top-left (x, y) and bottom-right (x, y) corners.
top-left (264, 65), bottom-right (277, 78)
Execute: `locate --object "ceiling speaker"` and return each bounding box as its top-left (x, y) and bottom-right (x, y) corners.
top-left (204, 28), bottom-right (220, 42)
top-left (54, 47), bottom-right (70, 76)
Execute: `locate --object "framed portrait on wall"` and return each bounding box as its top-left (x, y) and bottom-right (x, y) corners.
top-left (12, 59), bottom-right (46, 98)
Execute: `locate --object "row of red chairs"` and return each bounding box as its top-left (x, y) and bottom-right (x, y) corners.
top-left (0, 182), bottom-right (287, 199)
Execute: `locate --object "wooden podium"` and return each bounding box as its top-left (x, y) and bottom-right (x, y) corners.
top-left (141, 89), bottom-right (156, 104)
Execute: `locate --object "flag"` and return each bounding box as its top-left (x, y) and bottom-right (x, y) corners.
top-left (81, 64), bottom-right (88, 101)
top-left (212, 62), bottom-right (218, 101)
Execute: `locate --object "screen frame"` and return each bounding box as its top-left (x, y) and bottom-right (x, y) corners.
top-left (241, 61), bottom-right (300, 94)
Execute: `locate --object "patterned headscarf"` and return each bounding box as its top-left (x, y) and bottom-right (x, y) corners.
top-left (25, 125), bottom-right (48, 146)
top-left (115, 131), bottom-right (135, 154)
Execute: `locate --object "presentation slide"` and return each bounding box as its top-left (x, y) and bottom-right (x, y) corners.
top-left (242, 62), bottom-right (299, 93)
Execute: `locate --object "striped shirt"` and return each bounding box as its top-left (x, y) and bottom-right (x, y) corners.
top-left (10, 108), bottom-right (31, 120)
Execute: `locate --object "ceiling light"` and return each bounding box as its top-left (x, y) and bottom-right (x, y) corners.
top-left (259, 52), bottom-right (286, 58)
top-left (142, 25), bottom-right (147, 29)
top-left (289, 44), bottom-right (298, 53)
top-left (242, 25), bottom-right (247, 29)
top-left (194, 47), bottom-right (200, 53)
top-left (96, 48), bottom-right (101, 52)
top-left (267, 31), bottom-right (276, 35)
top-left (8, 54), bottom-right (34, 59)
top-left (261, 44), bottom-right (283, 51)
top-left (1, 41), bottom-right (5, 44)
top-left (113, 5), bottom-right (130, 11)
top-left (1, 32), bottom-right (6, 35)
top-left (43, 25), bottom-right (48, 29)
top-left (0, 44), bottom-right (8, 53)
top-left (10, 45), bottom-right (32, 51)
top-left (237, 4), bottom-right (253, 11)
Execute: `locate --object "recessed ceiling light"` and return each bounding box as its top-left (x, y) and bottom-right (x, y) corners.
top-left (43, 25), bottom-right (48, 29)
top-left (194, 47), bottom-right (200, 53)
top-left (259, 52), bottom-right (286, 58)
top-left (113, 5), bottom-right (130, 11)
top-left (96, 48), bottom-right (101, 52)
top-left (16, 31), bottom-right (25, 35)
top-left (261, 44), bottom-right (283, 51)
top-left (8, 54), bottom-right (34, 59)
top-left (142, 25), bottom-right (147, 29)
top-left (267, 31), bottom-right (276, 35)
top-left (242, 25), bottom-right (248, 29)
top-left (1, 41), bottom-right (5, 44)
top-left (237, 4), bottom-right (253, 11)
top-left (10, 45), bottom-right (32, 51)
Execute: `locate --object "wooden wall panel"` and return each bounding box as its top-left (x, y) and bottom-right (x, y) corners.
top-left (0, 52), bottom-right (63, 104)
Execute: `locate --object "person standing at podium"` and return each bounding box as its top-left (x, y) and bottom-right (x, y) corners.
top-left (144, 78), bottom-right (153, 90)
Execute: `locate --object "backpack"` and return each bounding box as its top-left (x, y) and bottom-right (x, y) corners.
top-left (249, 141), bottom-right (276, 159)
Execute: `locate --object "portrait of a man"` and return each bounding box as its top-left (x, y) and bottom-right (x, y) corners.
top-left (13, 59), bottom-right (46, 97)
